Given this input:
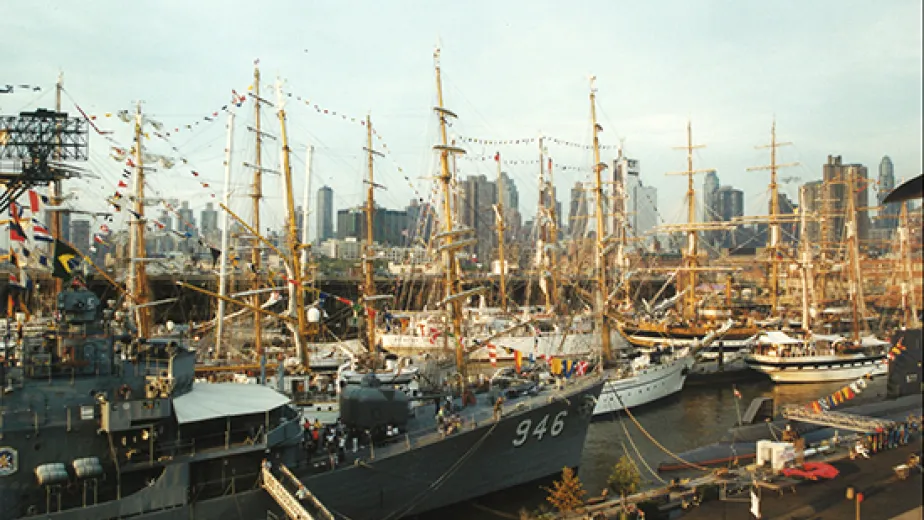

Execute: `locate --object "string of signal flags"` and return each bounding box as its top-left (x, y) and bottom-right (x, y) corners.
top-left (456, 153), bottom-right (592, 172)
top-left (454, 134), bottom-right (620, 150)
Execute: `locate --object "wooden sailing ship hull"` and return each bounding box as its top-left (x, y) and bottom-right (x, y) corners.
top-left (617, 322), bottom-right (757, 348)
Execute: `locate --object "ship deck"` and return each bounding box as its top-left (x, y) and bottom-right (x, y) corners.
top-left (303, 372), bottom-right (603, 465)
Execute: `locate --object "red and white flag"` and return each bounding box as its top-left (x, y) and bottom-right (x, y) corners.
top-left (575, 360), bottom-right (589, 376)
top-left (487, 342), bottom-right (497, 367)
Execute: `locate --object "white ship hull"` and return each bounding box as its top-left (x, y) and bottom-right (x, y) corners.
top-left (379, 334), bottom-right (460, 357)
top-left (744, 353), bottom-right (887, 383)
top-left (625, 335), bottom-right (750, 350)
top-left (593, 353), bottom-right (693, 416)
top-left (379, 331), bottom-right (611, 360)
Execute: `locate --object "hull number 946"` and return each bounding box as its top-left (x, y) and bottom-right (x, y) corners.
top-left (513, 411), bottom-right (567, 447)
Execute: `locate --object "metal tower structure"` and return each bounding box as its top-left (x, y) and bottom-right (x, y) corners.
top-left (0, 108), bottom-right (89, 213)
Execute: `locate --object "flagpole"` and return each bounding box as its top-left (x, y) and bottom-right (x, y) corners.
top-left (733, 385), bottom-right (743, 426)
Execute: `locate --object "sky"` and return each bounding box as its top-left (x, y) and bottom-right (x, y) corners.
top-left (2, 0), bottom-right (922, 245)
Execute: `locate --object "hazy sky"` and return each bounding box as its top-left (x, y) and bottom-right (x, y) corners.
top-left (3, 0), bottom-right (921, 244)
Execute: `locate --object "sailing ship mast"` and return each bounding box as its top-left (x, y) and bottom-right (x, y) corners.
top-left (898, 202), bottom-right (921, 328)
top-left (128, 102), bottom-right (152, 337)
top-left (747, 120), bottom-right (797, 314)
top-left (433, 48), bottom-right (472, 373)
top-left (275, 81), bottom-right (309, 363)
top-left (666, 121), bottom-right (714, 322)
top-left (844, 165), bottom-right (868, 341)
top-left (494, 152), bottom-right (507, 313)
top-left (363, 114), bottom-right (383, 355)
top-left (214, 109), bottom-right (236, 355)
top-left (589, 76), bottom-right (612, 362)
top-left (536, 138), bottom-right (551, 311)
top-left (797, 186), bottom-right (814, 333)
top-left (545, 153), bottom-right (561, 311)
top-left (251, 63), bottom-right (264, 356)
top-left (612, 148), bottom-right (630, 309)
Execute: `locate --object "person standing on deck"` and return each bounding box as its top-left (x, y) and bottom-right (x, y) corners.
top-left (493, 396), bottom-right (504, 421)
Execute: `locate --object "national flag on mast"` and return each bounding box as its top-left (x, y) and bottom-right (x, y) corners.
top-left (51, 239), bottom-right (82, 280)
top-left (733, 386), bottom-right (742, 399)
top-left (494, 152), bottom-right (500, 162)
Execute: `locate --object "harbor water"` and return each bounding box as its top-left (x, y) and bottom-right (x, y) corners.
top-left (419, 376), bottom-right (889, 519)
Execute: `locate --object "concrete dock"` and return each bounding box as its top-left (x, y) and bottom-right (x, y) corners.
top-left (681, 443), bottom-right (922, 520)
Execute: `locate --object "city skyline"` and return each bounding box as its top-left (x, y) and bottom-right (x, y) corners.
top-left (2, 1), bottom-right (920, 251)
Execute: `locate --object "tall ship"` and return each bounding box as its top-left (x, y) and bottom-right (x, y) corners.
top-left (744, 158), bottom-right (890, 382)
top-left (614, 122), bottom-right (758, 378)
top-left (582, 78), bottom-right (693, 416)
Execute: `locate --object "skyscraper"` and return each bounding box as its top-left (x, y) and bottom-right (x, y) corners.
top-left (406, 198), bottom-right (433, 244)
top-left (877, 155), bottom-right (899, 232)
top-left (44, 209), bottom-right (71, 242)
top-left (823, 155), bottom-right (870, 246)
top-left (336, 206), bottom-right (410, 246)
top-left (317, 186), bottom-right (334, 243)
top-left (158, 209), bottom-right (173, 232)
top-left (715, 186), bottom-right (744, 248)
top-left (498, 171), bottom-right (522, 236)
top-left (70, 219), bottom-right (91, 254)
top-left (803, 180), bottom-right (825, 243)
top-left (702, 171), bottom-right (721, 247)
top-left (177, 201), bottom-right (196, 233)
top-left (617, 157), bottom-right (658, 242)
top-left (703, 171), bottom-right (720, 222)
top-left (459, 174), bottom-right (497, 262)
top-left (776, 192), bottom-right (798, 244)
top-left (568, 182), bottom-right (589, 238)
top-left (200, 202), bottom-right (218, 235)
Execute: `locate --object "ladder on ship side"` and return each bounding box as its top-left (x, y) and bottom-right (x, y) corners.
top-left (260, 463), bottom-right (334, 520)
top-left (781, 405), bottom-right (896, 432)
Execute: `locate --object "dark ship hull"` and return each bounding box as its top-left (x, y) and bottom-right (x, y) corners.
top-left (295, 377), bottom-right (605, 520)
top-left (2, 368), bottom-right (603, 520)
top-left (172, 376), bottom-right (605, 520)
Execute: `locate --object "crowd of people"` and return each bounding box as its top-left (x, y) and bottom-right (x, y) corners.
top-left (302, 416), bottom-right (404, 468)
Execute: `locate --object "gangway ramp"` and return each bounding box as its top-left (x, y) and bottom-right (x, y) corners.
top-left (781, 405), bottom-right (896, 432)
top-left (261, 463), bottom-right (334, 520)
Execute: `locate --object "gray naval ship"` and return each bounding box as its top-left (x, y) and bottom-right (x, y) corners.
top-left (0, 287), bottom-right (605, 519)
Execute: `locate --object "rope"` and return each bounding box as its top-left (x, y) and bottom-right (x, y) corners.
top-left (469, 501), bottom-right (519, 519)
top-left (380, 420), bottom-right (501, 520)
top-left (767, 421), bottom-right (781, 442)
top-left (617, 412), bottom-right (667, 484)
top-left (615, 394), bottom-right (711, 472)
